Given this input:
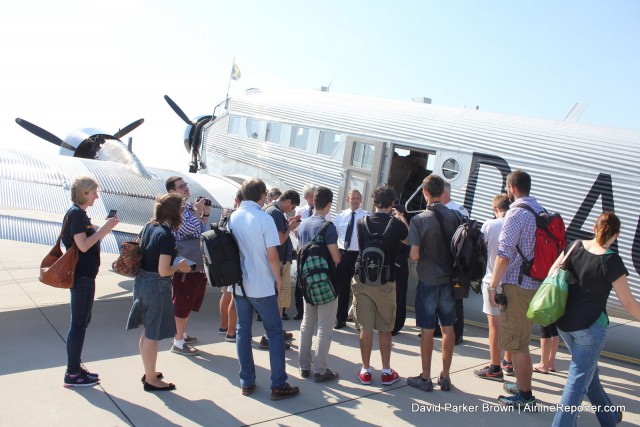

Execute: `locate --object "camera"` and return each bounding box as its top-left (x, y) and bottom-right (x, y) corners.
top-left (196, 196), bottom-right (212, 207)
top-left (494, 292), bottom-right (507, 309)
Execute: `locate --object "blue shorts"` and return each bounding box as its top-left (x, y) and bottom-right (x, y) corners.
top-left (415, 282), bottom-right (455, 329)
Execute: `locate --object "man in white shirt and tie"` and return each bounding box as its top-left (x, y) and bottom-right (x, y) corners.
top-left (333, 189), bottom-right (369, 329)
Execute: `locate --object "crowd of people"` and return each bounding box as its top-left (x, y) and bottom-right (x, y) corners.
top-left (59, 170), bottom-right (640, 424)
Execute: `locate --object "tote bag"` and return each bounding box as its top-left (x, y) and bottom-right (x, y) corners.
top-left (527, 241), bottom-right (579, 326)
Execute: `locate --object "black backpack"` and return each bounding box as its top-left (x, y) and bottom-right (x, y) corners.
top-left (200, 223), bottom-right (245, 296)
top-left (450, 217), bottom-right (487, 294)
top-left (296, 222), bottom-right (337, 306)
top-left (356, 216), bottom-right (395, 286)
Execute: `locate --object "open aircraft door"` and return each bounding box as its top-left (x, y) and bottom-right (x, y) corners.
top-left (338, 137), bottom-right (386, 212)
top-left (404, 147), bottom-right (474, 213)
top-left (431, 148), bottom-right (474, 190)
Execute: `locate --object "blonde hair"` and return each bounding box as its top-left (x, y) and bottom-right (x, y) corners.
top-left (70, 176), bottom-right (99, 205)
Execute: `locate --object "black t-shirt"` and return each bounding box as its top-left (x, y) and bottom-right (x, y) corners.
top-left (62, 204), bottom-right (100, 278)
top-left (557, 241), bottom-right (628, 332)
top-left (139, 223), bottom-right (178, 274)
top-left (356, 212), bottom-right (408, 282)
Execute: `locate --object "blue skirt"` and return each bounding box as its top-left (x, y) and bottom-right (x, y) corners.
top-left (126, 270), bottom-right (176, 341)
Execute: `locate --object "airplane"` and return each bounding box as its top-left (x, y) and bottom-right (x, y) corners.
top-left (167, 88), bottom-right (640, 321)
top-left (0, 117), bottom-right (239, 254)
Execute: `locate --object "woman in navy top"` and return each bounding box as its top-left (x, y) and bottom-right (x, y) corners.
top-left (127, 193), bottom-right (190, 392)
top-left (61, 176), bottom-right (119, 388)
top-left (552, 212), bottom-right (640, 426)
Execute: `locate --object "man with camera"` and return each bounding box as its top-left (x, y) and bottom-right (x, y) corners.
top-left (488, 170), bottom-right (543, 408)
top-left (166, 176), bottom-right (211, 357)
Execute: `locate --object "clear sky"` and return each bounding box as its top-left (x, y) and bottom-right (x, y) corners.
top-left (1, 0), bottom-right (639, 171)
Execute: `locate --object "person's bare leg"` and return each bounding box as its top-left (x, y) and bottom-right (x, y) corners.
top-left (440, 325), bottom-right (454, 377)
top-left (378, 331), bottom-right (392, 369)
top-left (360, 329), bottom-right (373, 369)
top-left (488, 314), bottom-right (501, 366)
top-left (420, 328), bottom-right (434, 379)
top-left (174, 316), bottom-right (187, 343)
top-left (219, 292), bottom-right (231, 329)
top-left (535, 337), bottom-right (551, 372)
top-left (228, 298), bottom-right (237, 336)
top-left (140, 333), bottom-right (169, 387)
top-left (548, 336), bottom-right (559, 371)
top-left (512, 350), bottom-right (533, 392)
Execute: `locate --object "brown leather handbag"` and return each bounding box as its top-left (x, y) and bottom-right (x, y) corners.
top-left (40, 215), bottom-right (79, 289)
top-left (112, 224), bottom-right (148, 277)
top-left (112, 241), bottom-right (142, 278)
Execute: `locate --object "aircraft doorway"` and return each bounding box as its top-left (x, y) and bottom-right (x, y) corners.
top-left (387, 146), bottom-right (435, 212)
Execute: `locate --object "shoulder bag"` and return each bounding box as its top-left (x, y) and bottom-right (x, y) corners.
top-left (527, 240), bottom-right (580, 326)
top-left (112, 224), bottom-right (148, 277)
top-left (40, 214), bottom-right (79, 289)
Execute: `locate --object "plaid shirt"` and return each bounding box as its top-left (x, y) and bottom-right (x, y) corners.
top-left (497, 196), bottom-right (544, 290)
top-left (173, 202), bottom-right (202, 242)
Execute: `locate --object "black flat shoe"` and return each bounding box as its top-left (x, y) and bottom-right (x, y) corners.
top-left (143, 381), bottom-right (176, 392)
top-left (140, 372), bottom-right (164, 383)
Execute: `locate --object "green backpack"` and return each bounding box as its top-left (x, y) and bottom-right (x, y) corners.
top-left (296, 222), bottom-right (337, 305)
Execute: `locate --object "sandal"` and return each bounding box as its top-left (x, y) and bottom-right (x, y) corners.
top-left (533, 366), bottom-right (549, 374)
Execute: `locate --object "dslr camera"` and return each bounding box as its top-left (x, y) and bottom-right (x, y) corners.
top-left (196, 196), bottom-right (212, 207)
top-left (494, 291), bottom-right (507, 309)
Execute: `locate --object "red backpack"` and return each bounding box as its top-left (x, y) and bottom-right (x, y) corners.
top-left (515, 204), bottom-right (566, 282)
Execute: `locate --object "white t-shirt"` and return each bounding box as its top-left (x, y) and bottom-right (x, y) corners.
top-left (480, 216), bottom-right (505, 284)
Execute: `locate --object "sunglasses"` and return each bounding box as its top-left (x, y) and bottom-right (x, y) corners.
top-left (176, 183), bottom-right (188, 191)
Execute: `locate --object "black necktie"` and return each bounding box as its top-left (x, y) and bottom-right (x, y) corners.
top-left (309, 206), bottom-right (314, 216)
top-left (344, 211), bottom-right (356, 250)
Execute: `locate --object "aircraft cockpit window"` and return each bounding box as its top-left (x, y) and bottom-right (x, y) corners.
top-left (290, 126), bottom-right (309, 150)
top-left (442, 158), bottom-right (460, 179)
top-left (228, 116), bottom-right (244, 137)
top-left (318, 131), bottom-right (340, 156)
top-left (266, 122), bottom-right (282, 143)
top-left (351, 142), bottom-right (375, 170)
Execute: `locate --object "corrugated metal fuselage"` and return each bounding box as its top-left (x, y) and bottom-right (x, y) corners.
top-left (200, 90), bottom-right (640, 319)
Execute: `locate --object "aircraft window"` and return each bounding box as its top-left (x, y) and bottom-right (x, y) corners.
top-left (351, 142), bottom-right (375, 170)
top-left (318, 131), bottom-right (340, 156)
top-left (442, 158), bottom-right (460, 179)
top-left (228, 116), bottom-right (244, 137)
top-left (290, 126), bottom-right (309, 150)
top-left (266, 122), bottom-right (282, 143)
top-left (246, 119), bottom-right (260, 139)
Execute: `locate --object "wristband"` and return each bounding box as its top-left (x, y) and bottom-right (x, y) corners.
top-left (488, 288), bottom-right (497, 292)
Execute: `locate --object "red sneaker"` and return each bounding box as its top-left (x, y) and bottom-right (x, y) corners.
top-left (381, 369), bottom-right (400, 386)
top-left (358, 370), bottom-right (372, 385)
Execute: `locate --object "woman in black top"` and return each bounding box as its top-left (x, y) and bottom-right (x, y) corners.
top-left (62, 176), bottom-right (119, 387)
top-left (552, 212), bottom-right (640, 426)
top-left (127, 193), bottom-right (190, 392)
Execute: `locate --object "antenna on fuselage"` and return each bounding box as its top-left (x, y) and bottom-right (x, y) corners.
top-left (564, 103), bottom-right (588, 122)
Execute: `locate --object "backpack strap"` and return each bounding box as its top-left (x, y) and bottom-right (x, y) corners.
top-left (513, 203), bottom-right (541, 284)
top-left (312, 221), bottom-right (331, 243)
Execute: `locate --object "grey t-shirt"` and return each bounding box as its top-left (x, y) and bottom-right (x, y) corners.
top-left (408, 202), bottom-right (460, 286)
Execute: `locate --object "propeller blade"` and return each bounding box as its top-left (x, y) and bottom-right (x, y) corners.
top-left (164, 95), bottom-right (192, 125)
top-left (114, 118), bottom-right (144, 139)
top-left (15, 118), bottom-right (76, 152)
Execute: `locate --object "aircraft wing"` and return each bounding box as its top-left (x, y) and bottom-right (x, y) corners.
top-left (0, 149), bottom-right (238, 253)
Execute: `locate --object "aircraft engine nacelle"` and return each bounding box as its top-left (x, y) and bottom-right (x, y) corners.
top-left (64, 128), bottom-right (116, 159)
top-left (183, 115), bottom-right (213, 173)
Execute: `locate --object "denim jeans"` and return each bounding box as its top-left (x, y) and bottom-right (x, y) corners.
top-left (234, 294), bottom-right (287, 388)
top-left (66, 276), bottom-right (95, 374)
top-left (552, 323), bottom-right (619, 427)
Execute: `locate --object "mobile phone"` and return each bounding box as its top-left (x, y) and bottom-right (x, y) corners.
top-left (107, 209), bottom-right (117, 218)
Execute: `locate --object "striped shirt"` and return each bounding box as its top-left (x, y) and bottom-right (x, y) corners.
top-left (497, 196), bottom-right (544, 290)
top-left (173, 202), bottom-right (202, 242)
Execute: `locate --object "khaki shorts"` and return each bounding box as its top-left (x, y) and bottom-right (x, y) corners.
top-left (352, 278), bottom-right (396, 332)
top-left (278, 261), bottom-right (291, 310)
top-left (499, 284), bottom-right (536, 353)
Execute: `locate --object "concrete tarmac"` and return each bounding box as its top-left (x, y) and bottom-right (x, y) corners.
top-left (1, 239), bottom-right (638, 426)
